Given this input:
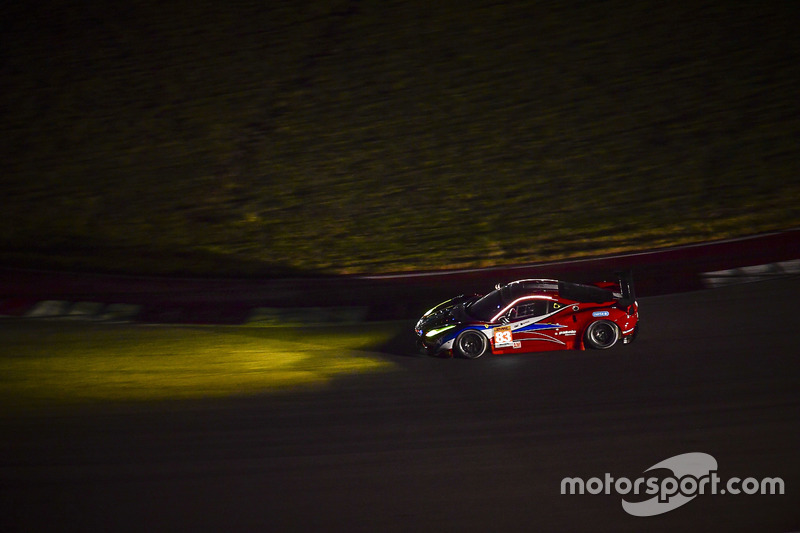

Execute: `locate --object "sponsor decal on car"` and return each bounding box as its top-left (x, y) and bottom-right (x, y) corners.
top-left (556, 329), bottom-right (577, 336)
top-left (592, 310), bottom-right (610, 317)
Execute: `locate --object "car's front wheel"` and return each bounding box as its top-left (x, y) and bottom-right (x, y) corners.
top-left (455, 330), bottom-right (489, 359)
top-left (584, 320), bottom-right (620, 350)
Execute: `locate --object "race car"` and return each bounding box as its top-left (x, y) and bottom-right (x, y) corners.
top-left (415, 272), bottom-right (638, 358)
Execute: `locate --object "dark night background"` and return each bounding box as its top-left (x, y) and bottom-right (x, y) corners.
top-left (3, 0), bottom-right (799, 276)
top-left (1, 4), bottom-right (799, 531)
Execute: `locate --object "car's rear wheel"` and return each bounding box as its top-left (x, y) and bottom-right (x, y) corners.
top-left (584, 320), bottom-right (619, 350)
top-left (455, 330), bottom-right (488, 359)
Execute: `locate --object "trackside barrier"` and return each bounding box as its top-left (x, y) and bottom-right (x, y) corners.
top-left (1, 230), bottom-right (798, 325)
top-left (65, 302), bottom-right (104, 319)
top-left (7, 258), bottom-right (797, 326)
top-left (25, 300), bottom-right (70, 318)
top-left (94, 304), bottom-right (143, 322)
top-left (701, 259), bottom-right (800, 288)
top-left (17, 301), bottom-right (142, 322)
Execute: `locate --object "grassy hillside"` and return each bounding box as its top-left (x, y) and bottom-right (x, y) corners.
top-left (2, 0), bottom-right (798, 276)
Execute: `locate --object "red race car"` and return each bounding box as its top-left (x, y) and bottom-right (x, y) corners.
top-left (415, 272), bottom-right (639, 358)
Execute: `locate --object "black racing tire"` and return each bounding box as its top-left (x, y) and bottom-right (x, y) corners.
top-left (455, 330), bottom-right (489, 359)
top-left (584, 320), bottom-right (620, 350)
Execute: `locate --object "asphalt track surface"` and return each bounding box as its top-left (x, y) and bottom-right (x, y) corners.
top-left (1, 276), bottom-right (799, 532)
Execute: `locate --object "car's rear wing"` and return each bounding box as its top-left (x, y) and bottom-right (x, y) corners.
top-left (616, 270), bottom-right (636, 310)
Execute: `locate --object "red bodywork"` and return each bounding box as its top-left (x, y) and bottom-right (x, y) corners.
top-left (489, 293), bottom-right (639, 355)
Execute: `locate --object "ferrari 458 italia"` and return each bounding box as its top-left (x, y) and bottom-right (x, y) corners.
top-left (415, 272), bottom-right (638, 358)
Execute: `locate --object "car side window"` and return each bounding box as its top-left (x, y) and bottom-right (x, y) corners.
top-left (511, 301), bottom-right (547, 319)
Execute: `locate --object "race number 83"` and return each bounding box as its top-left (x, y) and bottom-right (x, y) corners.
top-left (494, 326), bottom-right (513, 346)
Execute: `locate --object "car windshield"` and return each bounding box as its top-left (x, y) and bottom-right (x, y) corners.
top-left (465, 288), bottom-right (506, 322)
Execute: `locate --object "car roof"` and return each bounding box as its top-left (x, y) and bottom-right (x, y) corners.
top-left (498, 279), bottom-right (558, 301)
top-left (501, 279), bottom-right (559, 291)
top-left (501, 278), bottom-right (616, 304)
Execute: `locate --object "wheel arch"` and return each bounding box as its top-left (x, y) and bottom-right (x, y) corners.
top-left (583, 319), bottom-right (621, 350)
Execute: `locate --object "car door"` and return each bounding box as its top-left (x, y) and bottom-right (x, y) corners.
top-left (503, 299), bottom-right (564, 349)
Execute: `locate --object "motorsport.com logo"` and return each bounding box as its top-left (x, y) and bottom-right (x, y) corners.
top-left (561, 452), bottom-right (784, 516)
